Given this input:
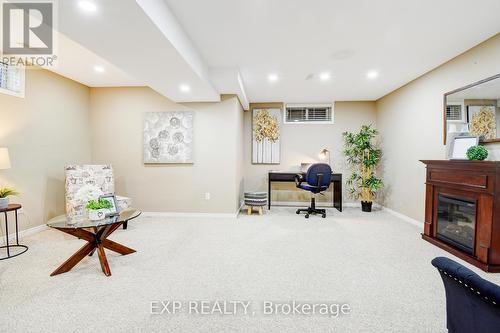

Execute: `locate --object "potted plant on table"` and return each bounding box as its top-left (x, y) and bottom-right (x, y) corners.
top-left (86, 198), bottom-right (113, 221)
top-left (0, 187), bottom-right (18, 209)
top-left (343, 125), bottom-right (383, 212)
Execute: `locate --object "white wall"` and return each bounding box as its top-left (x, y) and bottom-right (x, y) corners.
top-left (90, 88), bottom-right (244, 214)
top-left (376, 33), bottom-right (500, 222)
top-left (0, 69), bottom-right (91, 232)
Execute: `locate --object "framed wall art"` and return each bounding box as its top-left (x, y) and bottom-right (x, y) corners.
top-left (252, 108), bottom-right (281, 164)
top-left (143, 111), bottom-right (194, 164)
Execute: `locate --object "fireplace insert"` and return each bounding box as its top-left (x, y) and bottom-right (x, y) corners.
top-left (436, 194), bottom-right (476, 255)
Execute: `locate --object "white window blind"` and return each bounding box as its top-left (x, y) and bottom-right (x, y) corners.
top-left (285, 104), bottom-right (333, 123)
top-left (0, 62), bottom-right (24, 97)
top-left (446, 104), bottom-right (463, 121)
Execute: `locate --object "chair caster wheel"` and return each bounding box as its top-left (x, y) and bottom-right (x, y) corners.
top-left (296, 210), bottom-right (300, 214)
top-left (322, 214), bottom-right (326, 218)
top-left (305, 214), bottom-right (309, 218)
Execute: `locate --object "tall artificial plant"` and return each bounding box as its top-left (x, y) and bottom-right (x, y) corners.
top-left (343, 125), bottom-right (383, 205)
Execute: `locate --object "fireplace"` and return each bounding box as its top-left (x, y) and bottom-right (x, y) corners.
top-left (436, 194), bottom-right (476, 255)
top-left (421, 160), bottom-right (500, 272)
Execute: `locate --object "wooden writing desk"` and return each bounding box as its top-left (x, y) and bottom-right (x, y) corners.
top-left (268, 171), bottom-right (342, 211)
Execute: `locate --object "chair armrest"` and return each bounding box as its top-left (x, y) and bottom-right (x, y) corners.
top-left (294, 174), bottom-right (304, 187)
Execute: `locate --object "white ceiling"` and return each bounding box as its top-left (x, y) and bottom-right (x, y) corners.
top-left (49, 33), bottom-right (139, 87)
top-left (57, 0), bottom-right (221, 103)
top-left (164, 0), bottom-right (500, 102)
top-left (28, 0), bottom-right (500, 106)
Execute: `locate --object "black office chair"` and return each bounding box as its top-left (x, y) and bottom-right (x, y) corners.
top-left (294, 163), bottom-right (332, 218)
top-left (431, 257), bottom-right (500, 333)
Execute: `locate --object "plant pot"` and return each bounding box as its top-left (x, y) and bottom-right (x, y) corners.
top-left (88, 209), bottom-right (109, 221)
top-left (361, 201), bottom-right (372, 212)
top-left (0, 197), bottom-right (9, 209)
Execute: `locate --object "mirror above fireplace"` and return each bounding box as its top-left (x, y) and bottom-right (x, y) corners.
top-left (444, 73), bottom-right (500, 145)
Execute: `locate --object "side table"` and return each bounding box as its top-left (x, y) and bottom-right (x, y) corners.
top-left (0, 204), bottom-right (28, 260)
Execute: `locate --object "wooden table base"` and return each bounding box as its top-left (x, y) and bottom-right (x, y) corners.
top-left (51, 222), bottom-right (135, 277)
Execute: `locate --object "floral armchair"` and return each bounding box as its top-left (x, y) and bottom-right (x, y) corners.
top-left (65, 165), bottom-right (132, 227)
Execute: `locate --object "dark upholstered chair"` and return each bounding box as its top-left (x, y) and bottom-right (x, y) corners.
top-left (294, 163), bottom-right (332, 218)
top-left (431, 257), bottom-right (500, 333)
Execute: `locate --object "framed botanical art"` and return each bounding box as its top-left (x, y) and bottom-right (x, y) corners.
top-left (252, 108), bottom-right (281, 164)
top-left (143, 111), bottom-right (194, 164)
top-left (467, 105), bottom-right (496, 140)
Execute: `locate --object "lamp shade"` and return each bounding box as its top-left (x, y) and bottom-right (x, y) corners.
top-left (0, 148), bottom-right (11, 169)
top-left (318, 148), bottom-right (329, 160)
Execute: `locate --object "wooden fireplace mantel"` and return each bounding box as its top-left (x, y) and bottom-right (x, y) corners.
top-left (421, 160), bottom-right (500, 272)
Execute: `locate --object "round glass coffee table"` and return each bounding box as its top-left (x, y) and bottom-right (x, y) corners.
top-left (47, 209), bottom-right (141, 277)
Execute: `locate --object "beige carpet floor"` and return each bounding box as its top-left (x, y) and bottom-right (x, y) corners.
top-left (1, 207), bottom-right (499, 333)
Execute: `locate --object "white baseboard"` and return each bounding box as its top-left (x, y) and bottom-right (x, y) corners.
top-left (341, 201), bottom-right (422, 228)
top-left (143, 211), bottom-right (239, 219)
top-left (237, 201), bottom-right (245, 214)
top-left (144, 201), bottom-right (246, 219)
top-left (0, 223), bottom-right (48, 245)
top-left (381, 206), bottom-right (422, 228)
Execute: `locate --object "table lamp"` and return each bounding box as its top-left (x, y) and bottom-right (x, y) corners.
top-left (0, 148), bottom-right (11, 170)
top-left (318, 148), bottom-right (331, 166)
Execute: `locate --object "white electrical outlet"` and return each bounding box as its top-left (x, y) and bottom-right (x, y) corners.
top-left (205, 192), bottom-right (211, 200)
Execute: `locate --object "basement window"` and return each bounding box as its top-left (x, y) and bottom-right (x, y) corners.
top-left (284, 104), bottom-right (334, 124)
top-left (445, 103), bottom-right (464, 122)
top-left (0, 62), bottom-right (25, 98)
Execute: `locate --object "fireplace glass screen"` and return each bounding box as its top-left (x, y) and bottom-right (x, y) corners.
top-left (436, 194), bottom-right (476, 254)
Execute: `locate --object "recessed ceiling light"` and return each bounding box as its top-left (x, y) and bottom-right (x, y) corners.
top-left (94, 65), bottom-right (105, 73)
top-left (268, 73), bottom-right (279, 82)
top-left (179, 84), bottom-right (191, 92)
top-left (366, 70), bottom-right (379, 80)
top-left (319, 72), bottom-right (331, 81)
top-left (78, 1), bottom-right (97, 12)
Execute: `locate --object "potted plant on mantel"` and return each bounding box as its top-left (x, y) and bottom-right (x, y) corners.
top-left (343, 125), bottom-right (383, 212)
top-left (466, 145), bottom-right (488, 161)
top-left (0, 187), bottom-right (18, 209)
top-left (86, 198), bottom-right (113, 221)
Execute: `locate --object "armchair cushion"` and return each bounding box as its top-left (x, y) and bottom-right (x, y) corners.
top-left (297, 183), bottom-right (326, 192)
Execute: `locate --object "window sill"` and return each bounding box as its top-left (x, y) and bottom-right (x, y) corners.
top-left (0, 87), bottom-right (25, 98)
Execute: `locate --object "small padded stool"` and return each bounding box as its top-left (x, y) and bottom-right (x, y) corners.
top-left (244, 192), bottom-right (267, 215)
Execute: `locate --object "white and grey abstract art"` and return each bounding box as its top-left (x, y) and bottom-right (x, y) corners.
top-left (143, 112), bottom-right (194, 163)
